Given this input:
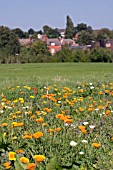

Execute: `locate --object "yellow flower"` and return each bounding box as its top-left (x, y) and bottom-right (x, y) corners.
top-left (16, 86), bottom-right (20, 88)
top-left (3, 132), bottom-right (7, 137)
top-left (8, 152), bottom-right (16, 161)
top-left (30, 96), bottom-right (35, 99)
top-left (13, 99), bottom-right (18, 103)
top-left (20, 157), bottom-right (29, 164)
top-left (12, 136), bottom-right (17, 140)
top-left (33, 155), bottom-right (45, 163)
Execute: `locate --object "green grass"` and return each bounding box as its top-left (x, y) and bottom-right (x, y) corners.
top-left (0, 63), bottom-right (113, 88)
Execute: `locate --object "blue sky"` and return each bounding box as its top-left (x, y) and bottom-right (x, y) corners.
top-left (0, 0), bottom-right (113, 31)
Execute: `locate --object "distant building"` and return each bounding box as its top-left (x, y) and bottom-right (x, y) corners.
top-left (19, 38), bottom-right (31, 46)
top-left (57, 29), bottom-right (65, 38)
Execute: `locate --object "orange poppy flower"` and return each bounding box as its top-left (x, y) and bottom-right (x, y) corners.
top-left (32, 132), bottom-right (43, 139)
top-left (64, 119), bottom-right (73, 124)
top-left (33, 155), bottom-right (45, 163)
top-left (23, 134), bottom-right (32, 139)
top-left (92, 143), bottom-right (101, 148)
top-left (78, 126), bottom-right (85, 130)
top-left (55, 127), bottom-right (62, 132)
top-left (78, 89), bottom-right (83, 93)
top-left (1, 123), bottom-right (8, 127)
top-left (106, 110), bottom-right (111, 115)
top-left (8, 152), bottom-right (16, 161)
top-left (36, 117), bottom-right (43, 123)
top-left (3, 162), bottom-right (11, 167)
top-left (49, 129), bottom-right (54, 133)
top-left (30, 115), bottom-right (35, 119)
top-left (26, 163), bottom-right (36, 170)
top-left (81, 129), bottom-right (87, 134)
top-left (20, 91), bottom-right (24, 94)
top-left (20, 157), bottom-right (29, 164)
top-left (16, 149), bottom-right (23, 154)
top-left (56, 114), bottom-right (63, 119)
top-left (42, 123), bottom-right (47, 126)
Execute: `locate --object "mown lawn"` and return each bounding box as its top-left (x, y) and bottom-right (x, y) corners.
top-left (0, 62), bottom-right (113, 88)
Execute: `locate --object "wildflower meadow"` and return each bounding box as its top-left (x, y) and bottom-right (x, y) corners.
top-left (1, 63), bottom-right (113, 170)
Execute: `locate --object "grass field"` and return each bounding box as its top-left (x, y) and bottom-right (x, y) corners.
top-left (1, 63), bottom-right (113, 170)
top-left (0, 62), bottom-right (113, 88)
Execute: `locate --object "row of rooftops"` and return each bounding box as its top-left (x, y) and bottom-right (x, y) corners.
top-left (18, 34), bottom-right (113, 55)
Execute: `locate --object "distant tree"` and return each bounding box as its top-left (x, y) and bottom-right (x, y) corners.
top-left (65, 15), bottom-right (75, 39)
top-left (28, 28), bottom-right (35, 35)
top-left (13, 28), bottom-right (28, 38)
top-left (43, 25), bottom-right (60, 38)
top-left (90, 47), bottom-right (112, 62)
top-left (54, 47), bottom-right (74, 62)
top-left (74, 23), bottom-right (93, 34)
top-left (0, 26), bottom-right (20, 63)
top-left (43, 25), bottom-right (51, 34)
top-left (19, 46), bottom-right (33, 63)
top-left (31, 39), bottom-right (50, 56)
top-left (96, 28), bottom-right (113, 41)
top-left (37, 30), bottom-right (43, 35)
top-left (76, 23), bottom-right (87, 32)
top-left (47, 28), bottom-right (60, 38)
top-left (77, 30), bottom-right (95, 45)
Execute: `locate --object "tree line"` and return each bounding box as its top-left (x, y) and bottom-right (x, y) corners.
top-left (0, 15), bottom-right (113, 63)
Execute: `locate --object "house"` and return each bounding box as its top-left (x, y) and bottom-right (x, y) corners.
top-left (57, 29), bottom-right (65, 38)
top-left (47, 37), bottom-right (62, 55)
top-left (38, 34), bottom-right (80, 55)
top-left (19, 38), bottom-right (31, 46)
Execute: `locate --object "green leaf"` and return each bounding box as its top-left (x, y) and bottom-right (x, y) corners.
top-left (14, 155), bottom-right (27, 170)
top-left (46, 157), bottom-right (62, 170)
top-left (0, 132), bottom-right (3, 143)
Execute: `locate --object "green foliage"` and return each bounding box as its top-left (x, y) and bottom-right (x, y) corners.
top-left (0, 26), bottom-right (20, 63)
top-left (14, 155), bottom-right (26, 170)
top-left (90, 47), bottom-right (113, 62)
top-left (43, 25), bottom-right (60, 38)
top-left (54, 47), bottom-right (75, 62)
top-left (28, 28), bottom-right (35, 35)
top-left (32, 39), bottom-right (49, 55)
top-left (46, 157), bottom-right (62, 170)
top-left (96, 28), bottom-right (113, 41)
top-left (65, 15), bottom-right (75, 39)
top-left (13, 28), bottom-right (29, 39)
top-left (77, 30), bottom-right (95, 45)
